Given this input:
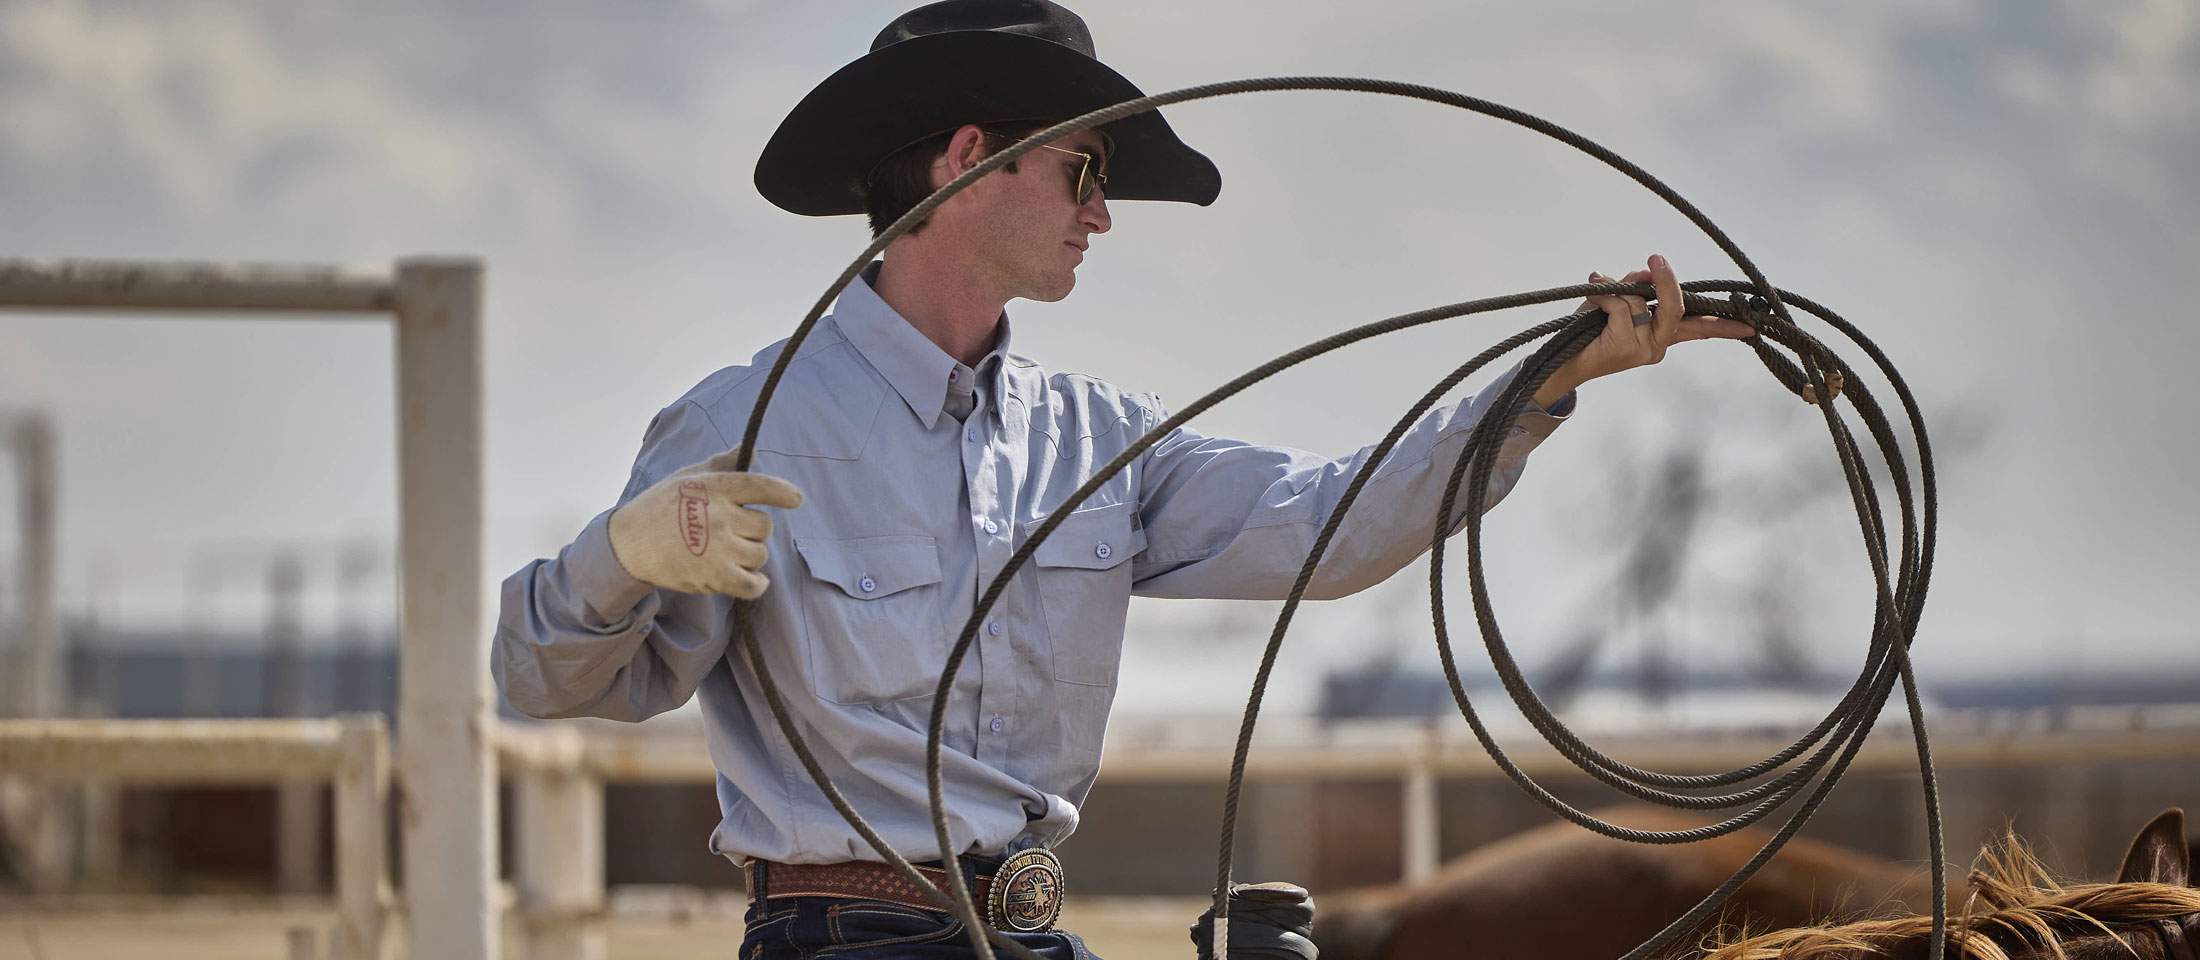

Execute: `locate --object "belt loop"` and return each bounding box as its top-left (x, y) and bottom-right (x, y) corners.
top-left (747, 859), bottom-right (768, 902)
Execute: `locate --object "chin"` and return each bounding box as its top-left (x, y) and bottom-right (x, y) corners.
top-left (1025, 274), bottom-right (1077, 303)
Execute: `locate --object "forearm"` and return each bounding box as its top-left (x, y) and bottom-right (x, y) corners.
top-left (1534, 374), bottom-right (1581, 412)
top-left (1134, 366), bottom-right (1568, 600)
top-left (492, 510), bottom-right (692, 721)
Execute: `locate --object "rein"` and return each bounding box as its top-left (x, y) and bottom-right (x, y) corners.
top-left (725, 77), bottom-right (1945, 960)
top-left (2156, 914), bottom-right (2200, 960)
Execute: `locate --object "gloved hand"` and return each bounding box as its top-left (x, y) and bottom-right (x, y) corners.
top-left (1190, 882), bottom-right (1317, 960)
top-left (607, 447), bottom-right (803, 598)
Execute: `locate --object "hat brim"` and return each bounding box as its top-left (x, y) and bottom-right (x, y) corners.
top-left (755, 30), bottom-right (1221, 217)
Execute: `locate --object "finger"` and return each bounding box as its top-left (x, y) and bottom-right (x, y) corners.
top-left (720, 472), bottom-right (804, 510)
top-left (1586, 271), bottom-right (1640, 356)
top-left (1618, 267), bottom-right (1655, 354)
top-left (721, 504), bottom-right (773, 542)
top-left (1648, 255), bottom-right (1683, 349)
top-left (721, 567), bottom-right (771, 601)
top-left (1613, 269), bottom-right (1651, 318)
top-left (1575, 270), bottom-right (1611, 316)
top-left (1672, 316), bottom-right (1757, 342)
top-left (710, 530), bottom-right (768, 572)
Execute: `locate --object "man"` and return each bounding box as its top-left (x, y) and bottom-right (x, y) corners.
top-left (493, 1), bottom-right (1754, 957)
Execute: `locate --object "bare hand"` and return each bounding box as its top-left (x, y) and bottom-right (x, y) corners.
top-left (1533, 254), bottom-right (1756, 408)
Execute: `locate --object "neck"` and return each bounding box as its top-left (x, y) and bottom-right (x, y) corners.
top-left (873, 243), bottom-right (1006, 368)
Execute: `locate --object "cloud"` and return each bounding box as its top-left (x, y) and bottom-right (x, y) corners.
top-left (1987, 0), bottom-right (2199, 207)
top-left (0, 0), bottom-right (579, 253)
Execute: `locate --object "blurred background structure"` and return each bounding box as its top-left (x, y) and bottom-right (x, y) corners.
top-left (1, 1), bottom-right (2196, 958)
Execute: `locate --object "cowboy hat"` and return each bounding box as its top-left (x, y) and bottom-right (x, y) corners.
top-left (754, 0), bottom-right (1222, 217)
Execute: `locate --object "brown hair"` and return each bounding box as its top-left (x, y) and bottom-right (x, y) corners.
top-left (1698, 836), bottom-right (2200, 960)
top-left (863, 120), bottom-right (1056, 239)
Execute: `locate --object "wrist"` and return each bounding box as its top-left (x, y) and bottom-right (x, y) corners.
top-left (1533, 377), bottom-right (1578, 411)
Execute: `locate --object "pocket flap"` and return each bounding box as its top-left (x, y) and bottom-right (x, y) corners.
top-left (794, 536), bottom-right (942, 599)
top-left (1025, 501), bottom-right (1145, 570)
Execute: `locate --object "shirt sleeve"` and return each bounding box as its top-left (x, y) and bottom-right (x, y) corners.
top-left (492, 401), bottom-right (742, 721)
top-left (1128, 365), bottom-right (1568, 601)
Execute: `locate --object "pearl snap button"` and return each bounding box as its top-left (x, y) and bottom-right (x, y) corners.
top-left (967, 428), bottom-right (979, 442)
top-left (1094, 542), bottom-right (1111, 560)
top-left (989, 717), bottom-right (1005, 733)
top-left (983, 518), bottom-right (999, 535)
top-left (988, 621), bottom-right (1003, 636)
top-left (859, 576), bottom-right (875, 593)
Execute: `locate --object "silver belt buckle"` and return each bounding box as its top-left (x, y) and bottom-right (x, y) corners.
top-left (988, 847), bottom-right (1066, 933)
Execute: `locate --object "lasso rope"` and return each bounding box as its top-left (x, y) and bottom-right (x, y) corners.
top-left (726, 77), bottom-right (1944, 960)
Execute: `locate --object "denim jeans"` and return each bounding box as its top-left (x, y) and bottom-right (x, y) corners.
top-left (739, 859), bottom-right (1101, 959)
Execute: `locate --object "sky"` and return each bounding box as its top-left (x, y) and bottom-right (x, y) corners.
top-left (0, 0), bottom-right (2195, 718)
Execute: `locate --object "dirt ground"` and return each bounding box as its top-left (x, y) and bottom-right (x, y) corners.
top-left (0, 895), bottom-right (1204, 959)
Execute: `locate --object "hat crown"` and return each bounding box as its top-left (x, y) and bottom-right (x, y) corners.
top-left (871, 0), bottom-right (1094, 57)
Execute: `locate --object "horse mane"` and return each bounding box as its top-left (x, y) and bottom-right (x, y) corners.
top-left (1696, 833), bottom-right (2200, 960)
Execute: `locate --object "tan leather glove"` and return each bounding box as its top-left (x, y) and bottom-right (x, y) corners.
top-left (607, 448), bottom-right (803, 598)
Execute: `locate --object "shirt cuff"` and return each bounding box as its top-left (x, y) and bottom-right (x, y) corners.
top-left (1525, 389), bottom-right (1576, 418)
top-left (570, 508), bottom-right (658, 618)
top-left (1511, 389), bottom-right (1574, 443)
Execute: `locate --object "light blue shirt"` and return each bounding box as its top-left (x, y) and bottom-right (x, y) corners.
top-left (494, 264), bottom-right (1571, 865)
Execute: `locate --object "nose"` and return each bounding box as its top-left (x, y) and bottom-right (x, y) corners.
top-left (1081, 190), bottom-right (1110, 234)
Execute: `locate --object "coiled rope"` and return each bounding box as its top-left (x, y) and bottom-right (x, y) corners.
top-left (726, 76), bottom-right (1944, 960)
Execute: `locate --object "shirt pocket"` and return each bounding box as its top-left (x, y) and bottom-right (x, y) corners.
top-left (793, 535), bottom-right (946, 705)
top-left (1024, 501), bottom-right (1146, 687)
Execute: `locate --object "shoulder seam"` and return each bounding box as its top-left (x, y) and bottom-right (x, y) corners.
top-left (686, 326), bottom-right (855, 429)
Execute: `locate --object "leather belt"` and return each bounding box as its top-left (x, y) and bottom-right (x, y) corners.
top-left (746, 858), bottom-right (993, 915)
top-left (746, 848), bottom-right (1067, 933)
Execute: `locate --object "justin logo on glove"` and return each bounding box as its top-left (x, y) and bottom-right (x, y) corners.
top-left (677, 481), bottom-right (708, 556)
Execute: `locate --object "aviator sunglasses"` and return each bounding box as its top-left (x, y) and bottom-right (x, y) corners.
top-left (985, 130), bottom-right (1111, 205)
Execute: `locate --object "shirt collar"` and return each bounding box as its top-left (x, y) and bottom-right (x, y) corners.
top-left (834, 262), bottom-right (1014, 429)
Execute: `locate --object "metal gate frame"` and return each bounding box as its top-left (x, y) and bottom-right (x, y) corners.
top-left (0, 259), bottom-right (495, 960)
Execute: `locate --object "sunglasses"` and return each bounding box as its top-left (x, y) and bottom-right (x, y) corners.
top-left (986, 131), bottom-right (1110, 205)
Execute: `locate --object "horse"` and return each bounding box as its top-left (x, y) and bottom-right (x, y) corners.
top-left (1701, 807), bottom-right (2200, 960)
top-left (1313, 805), bottom-right (1938, 960)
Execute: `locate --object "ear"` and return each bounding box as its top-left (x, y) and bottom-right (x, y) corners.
top-left (939, 125), bottom-right (991, 181)
top-left (2117, 808), bottom-right (2190, 886)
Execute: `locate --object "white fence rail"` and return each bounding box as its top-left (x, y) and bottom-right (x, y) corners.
top-left (9, 711), bottom-right (2200, 959)
top-left (494, 710), bottom-right (2200, 960)
top-left (0, 715), bottom-right (390, 960)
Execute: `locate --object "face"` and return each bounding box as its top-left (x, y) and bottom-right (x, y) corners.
top-left (934, 125), bottom-right (1112, 303)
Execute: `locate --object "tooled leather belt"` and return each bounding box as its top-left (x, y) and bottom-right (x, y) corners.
top-left (747, 859), bottom-right (994, 914)
top-left (747, 847), bottom-right (1066, 934)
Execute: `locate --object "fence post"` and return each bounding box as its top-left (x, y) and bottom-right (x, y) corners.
top-left (1401, 726), bottom-right (1439, 882)
top-left (392, 258), bottom-right (495, 960)
top-left (513, 724), bottom-right (605, 960)
top-left (334, 713), bottom-right (390, 960)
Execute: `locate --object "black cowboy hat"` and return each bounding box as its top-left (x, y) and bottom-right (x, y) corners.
top-left (754, 0), bottom-right (1222, 217)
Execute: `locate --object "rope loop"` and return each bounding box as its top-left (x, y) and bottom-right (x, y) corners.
top-left (724, 76), bottom-right (1946, 960)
